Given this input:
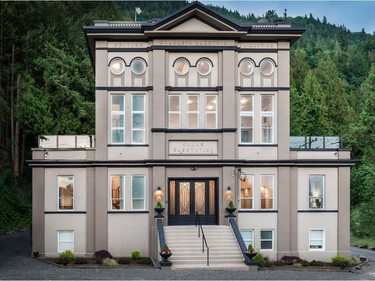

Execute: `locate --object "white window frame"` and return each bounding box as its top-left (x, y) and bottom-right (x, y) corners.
top-left (239, 174), bottom-right (254, 210)
top-left (260, 229), bottom-right (274, 251)
top-left (260, 175), bottom-right (274, 210)
top-left (168, 95), bottom-right (181, 128)
top-left (205, 94), bottom-right (218, 129)
top-left (57, 175), bottom-right (74, 211)
top-left (240, 94), bottom-right (254, 144)
top-left (131, 94), bottom-right (146, 144)
top-left (309, 175), bottom-right (325, 209)
top-left (110, 175), bottom-right (125, 211)
top-left (111, 95), bottom-right (126, 144)
top-left (309, 229), bottom-right (325, 251)
top-left (240, 229), bottom-right (254, 249)
top-left (260, 95), bottom-right (274, 144)
top-left (187, 94), bottom-right (199, 129)
top-left (57, 230), bottom-right (74, 253)
top-left (131, 175), bottom-right (146, 210)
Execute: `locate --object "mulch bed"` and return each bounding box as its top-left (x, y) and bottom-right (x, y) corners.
top-left (38, 257), bottom-right (155, 268)
top-left (260, 264), bottom-right (348, 272)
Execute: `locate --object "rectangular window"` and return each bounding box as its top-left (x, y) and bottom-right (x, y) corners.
top-left (309, 175), bottom-right (324, 209)
top-left (260, 230), bottom-right (273, 250)
top-left (309, 229), bottom-right (325, 250)
top-left (260, 95), bottom-right (274, 143)
top-left (58, 176), bottom-right (74, 210)
top-left (187, 95), bottom-right (199, 128)
top-left (205, 95), bottom-right (217, 128)
top-left (58, 230), bottom-right (74, 252)
top-left (131, 95), bottom-right (145, 144)
top-left (240, 95), bottom-right (254, 143)
top-left (240, 229), bottom-right (254, 249)
top-left (132, 175), bottom-right (146, 210)
top-left (169, 95), bottom-right (181, 128)
top-left (240, 175), bottom-right (254, 209)
top-left (111, 95), bottom-right (125, 143)
top-left (111, 175), bottom-right (125, 210)
top-left (260, 175), bottom-right (274, 209)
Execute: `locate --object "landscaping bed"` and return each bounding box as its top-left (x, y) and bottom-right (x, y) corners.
top-left (38, 257), bottom-right (154, 268)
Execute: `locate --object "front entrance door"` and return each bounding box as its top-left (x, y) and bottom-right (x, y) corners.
top-left (168, 179), bottom-right (217, 225)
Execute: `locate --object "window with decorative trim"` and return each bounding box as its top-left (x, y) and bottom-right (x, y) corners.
top-left (58, 176), bottom-right (74, 210)
top-left (132, 175), bottom-right (146, 210)
top-left (240, 95), bottom-right (254, 143)
top-left (168, 93), bottom-right (218, 129)
top-left (309, 229), bottom-right (325, 250)
top-left (260, 95), bottom-right (274, 144)
top-left (58, 230), bottom-right (74, 252)
top-left (240, 175), bottom-right (254, 209)
top-left (309, 175), bottom-right (324, 209)
top-left (260, 230), bottom-right (274, 250)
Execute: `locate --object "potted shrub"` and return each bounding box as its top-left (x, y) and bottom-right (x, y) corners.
top-left (159, 244), bottom-right (172, 260)
top-left (243, 244), bottom-right (257, 259)
top-left (154, 201), bottom-right (165, 216)
top-left (225, 200), bottom-right (236, 215)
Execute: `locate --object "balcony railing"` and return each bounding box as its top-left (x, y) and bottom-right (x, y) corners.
top-left (290, 136), bottom-right (341, 150)
top-left (38, 135), bottom-right (95, 149)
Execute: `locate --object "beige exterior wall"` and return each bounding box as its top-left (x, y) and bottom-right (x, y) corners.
top-left (108, 214), bottom-right (149, 257)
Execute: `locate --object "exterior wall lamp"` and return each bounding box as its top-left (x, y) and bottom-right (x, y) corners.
top-left (154, 187), bottom-right (163, 202)
top-left (225, 186), bottom-right (232, 201)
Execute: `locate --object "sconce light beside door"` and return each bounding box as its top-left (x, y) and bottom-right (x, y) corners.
top-left (225, 186), bottom-right (232, 201)
top-left (154, 187), bottom-right (163, 203)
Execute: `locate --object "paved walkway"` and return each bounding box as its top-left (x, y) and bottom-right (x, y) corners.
top-left (0, 230), bottom-right (372, 280)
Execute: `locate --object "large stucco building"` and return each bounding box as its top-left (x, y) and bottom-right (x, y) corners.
top-left (30, 2), bottom-right (355, 264)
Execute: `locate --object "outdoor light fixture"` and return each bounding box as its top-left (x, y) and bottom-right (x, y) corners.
top-left (225, 186), bottom-right (232, 201)
top-left (154, 187), bottom-right (163, 202)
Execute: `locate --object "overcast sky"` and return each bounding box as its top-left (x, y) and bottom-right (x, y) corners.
top-left (200, 1), bottom-right (375, 34)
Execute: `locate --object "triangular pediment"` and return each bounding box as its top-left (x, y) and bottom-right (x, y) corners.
top-left (149, 2), bottom-right (247, 33)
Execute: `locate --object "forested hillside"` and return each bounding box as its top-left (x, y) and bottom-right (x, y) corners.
top-left (0, 1), bottom-right (373, 237)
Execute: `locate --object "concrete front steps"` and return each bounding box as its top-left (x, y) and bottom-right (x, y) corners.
top-left (164, 225), bottom-right (249, 270)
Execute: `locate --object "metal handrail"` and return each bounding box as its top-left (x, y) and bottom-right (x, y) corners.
top-left (195, 212), bottom-right (210, 266)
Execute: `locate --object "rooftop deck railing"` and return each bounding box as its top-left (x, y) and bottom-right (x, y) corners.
top-left (290, 136), bottom-right (341, 150)
top-left (38, 135), bottom-right (95, 149)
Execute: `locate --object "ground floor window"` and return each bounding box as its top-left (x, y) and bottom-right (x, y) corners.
top-left (58, 230), bottom-right (74, 252)
top-left (132, 175), bottom-right (146, 210)
top-left (309, 229), bottom-right (325, 250)
top-left (240, 229), bottom-right (254, 249)
top-left (260, 230), bottom-right (273, 250)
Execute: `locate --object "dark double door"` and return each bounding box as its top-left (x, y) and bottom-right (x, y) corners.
top-left (168, 179), bottom-right (218, 225)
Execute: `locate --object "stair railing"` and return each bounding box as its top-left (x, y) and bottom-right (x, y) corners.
top-left (195, 212), bottom-right (210, 266)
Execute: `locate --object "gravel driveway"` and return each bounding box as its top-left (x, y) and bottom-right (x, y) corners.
top-left (0, 230), bottom-right (372, 280)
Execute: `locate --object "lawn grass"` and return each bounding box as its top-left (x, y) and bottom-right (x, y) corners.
top-left (351, 236), bottom-right (375, 248)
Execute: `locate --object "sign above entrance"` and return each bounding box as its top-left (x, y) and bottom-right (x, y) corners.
top-left (169, 141), bottom-right (218, 156)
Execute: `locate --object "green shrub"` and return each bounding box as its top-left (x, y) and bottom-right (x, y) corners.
top-left (131, 250), bottom-right (141, 260)
top-left (253, 252), bottom-right (265, 267)
top-left (331, 256), bottom-right (353, 268)
top-left (292, 263), bottom-right (303, 268)
top-left (73, 257), bottom-right (88, 264)
top-left (274, 260), bottom-right (285, 266)
top-left (58, 250), bottom-right (75, 262)
top-left (95, 258), bottom-right (102, 264)
top-left (309, 260), bottom-right (325, 266)
top-left (300, 259), bottom-right (310, 266)
top-left (117, 257), bottom-right (131, 264)
top-left (264, 258), bottom-right (273, 267)
top-left (136, 257), bottom-right (152, 265)
top-left (102, 258), bottom-right (119, 267)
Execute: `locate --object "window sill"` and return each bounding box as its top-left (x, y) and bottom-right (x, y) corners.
top-left (107, 211), bottom-right (149, 214)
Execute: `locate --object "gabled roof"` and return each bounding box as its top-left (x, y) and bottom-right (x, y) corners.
top-left (84, 1), bottom-right (305, 67)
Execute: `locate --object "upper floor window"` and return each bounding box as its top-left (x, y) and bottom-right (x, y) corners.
top-left (260, 59), bottom-right (275, 76)
top-left (260, 175), bottom-right (274, 209)
top-left (174, 58), bottom-right (189, 76)
top-left (109, 58), bottom-right (125, 76)
top-left (58, 176), bottom-right (74, 210)
top-left (309, 175), bottom-right (324, 209)
top-left (131, 58), bottom-right (147, 76)
top-left (110, 94), bottom-right (146, 144)
top-left (240, 175), bottom-right (254, 209)
top-left (260, 95), bottom-right (274, 144)
top-left (197, 58), bottom-right (212, 76)
top-left (168, 93), bottom-right (217, 129)
top-left (239, 59), bottom-right (255, 76)
top-left (240, 95), bottom-right (254, 143)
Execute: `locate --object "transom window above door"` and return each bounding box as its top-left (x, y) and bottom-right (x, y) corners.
top-left (168, 93), bottom-right (218, 129)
